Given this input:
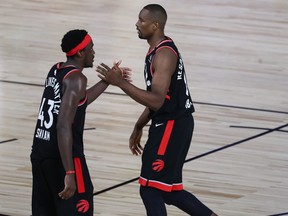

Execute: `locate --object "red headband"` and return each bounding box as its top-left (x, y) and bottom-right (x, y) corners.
top-left (66, 34), bottom-right (92, 56)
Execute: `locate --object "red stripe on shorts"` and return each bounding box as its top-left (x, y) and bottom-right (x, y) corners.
top-left (157, 120), bottom-right (175, 155)
top-left (74, 157), bottom-right (85, 193)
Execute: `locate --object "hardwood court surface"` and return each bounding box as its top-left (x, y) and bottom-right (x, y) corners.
top-left (0, 0), bottom-right (287, 215)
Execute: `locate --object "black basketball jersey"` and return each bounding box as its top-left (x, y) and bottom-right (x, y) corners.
top-left (31, 63), bottom-right (87, 160)
top-left (145, 37), bottom-right (195, 120)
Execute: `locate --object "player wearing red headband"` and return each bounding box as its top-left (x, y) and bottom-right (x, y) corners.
top-left (30, 29), bottom-right (129, 215)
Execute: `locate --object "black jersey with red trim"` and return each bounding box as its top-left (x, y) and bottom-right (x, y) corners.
top-left (145, 37), bottom-right (195, 120)
top-left (31, 63), bottom-right (87, 160)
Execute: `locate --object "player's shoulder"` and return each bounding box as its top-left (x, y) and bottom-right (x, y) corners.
top-left (157, 37), bottom-right (174, 47)
top-left (155, 41), bottom-right (178, 58)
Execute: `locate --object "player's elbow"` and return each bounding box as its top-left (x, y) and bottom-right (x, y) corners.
top-left (149, 98), bottom-right (165, 111)
top-left (56, 121), bottom-right (70, 135)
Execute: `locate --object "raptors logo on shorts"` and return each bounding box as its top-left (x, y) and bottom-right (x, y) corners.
top-left (152, 159), bottom-right (165, 172)
top-left (76, 199), bottom-right (89, 213)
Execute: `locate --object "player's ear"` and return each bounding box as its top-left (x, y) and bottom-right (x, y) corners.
top-left (76, 50), bottom-right (84, 58)
top-left (153, 21), bottom-right (159, 30)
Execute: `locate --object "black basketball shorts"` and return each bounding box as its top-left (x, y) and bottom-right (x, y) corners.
top-left (139, 114), bottom-right (194, 192)
top-left (31, 156), bottom-right (94, 215)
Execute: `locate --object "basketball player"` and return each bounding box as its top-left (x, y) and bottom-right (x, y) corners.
top-left (30, 29), bottom-right (129, 215)
top-left (96, 4), bottom-right (217, 216)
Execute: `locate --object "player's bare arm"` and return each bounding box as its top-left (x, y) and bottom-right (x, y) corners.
top-left (129, 107), bottom-right (151, 155)
top-left (57, 72), bottom-right (86, 200)
top-left (96, 48), bottom-right (177, 111)
top-left (86, 80), bottom-right (109, 105)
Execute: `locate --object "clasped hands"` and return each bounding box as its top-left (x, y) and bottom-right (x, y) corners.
top-left (96, 60), bottom-right (132, 85)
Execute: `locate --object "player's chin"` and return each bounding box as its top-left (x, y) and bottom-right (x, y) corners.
top-left (138, 33), bottom-right (147, 40)
top-left (87, 58), bottom-right (94, 67)
top-left (139, 36), bottom-right (147, 40)
top-left (137, 32), bottom-right (143, 39)
top-left (89, 59), bottom-right (94, 67)
top-left (85, 62), bottom-right (93, 68)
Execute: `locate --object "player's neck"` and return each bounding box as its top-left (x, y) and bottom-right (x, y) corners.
top-left (148, 34), bottom-right (166, 51)
top-left (62, 59), bottom-right (84, 71)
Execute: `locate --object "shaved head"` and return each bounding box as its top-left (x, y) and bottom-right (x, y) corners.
top-left (143, 4), bottom-right (167, 30)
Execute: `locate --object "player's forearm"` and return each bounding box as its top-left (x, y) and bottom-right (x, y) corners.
top-left (57, 125), bottom-right (74, 172)
top-left (87, 80), bottom-right (109, 105)
top-left (117, 79), bottom-right (164, 111)
top-left (134, 107), bottom-right (151, 130)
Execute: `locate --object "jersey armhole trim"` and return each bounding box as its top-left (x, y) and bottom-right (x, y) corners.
top-left (62, 69), bottom-right (80, 81)
top-left (156, 46), bottom-right (178, 58)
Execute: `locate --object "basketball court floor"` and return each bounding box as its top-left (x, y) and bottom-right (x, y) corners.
top-left (0, 0), bottom-right (287, 215)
